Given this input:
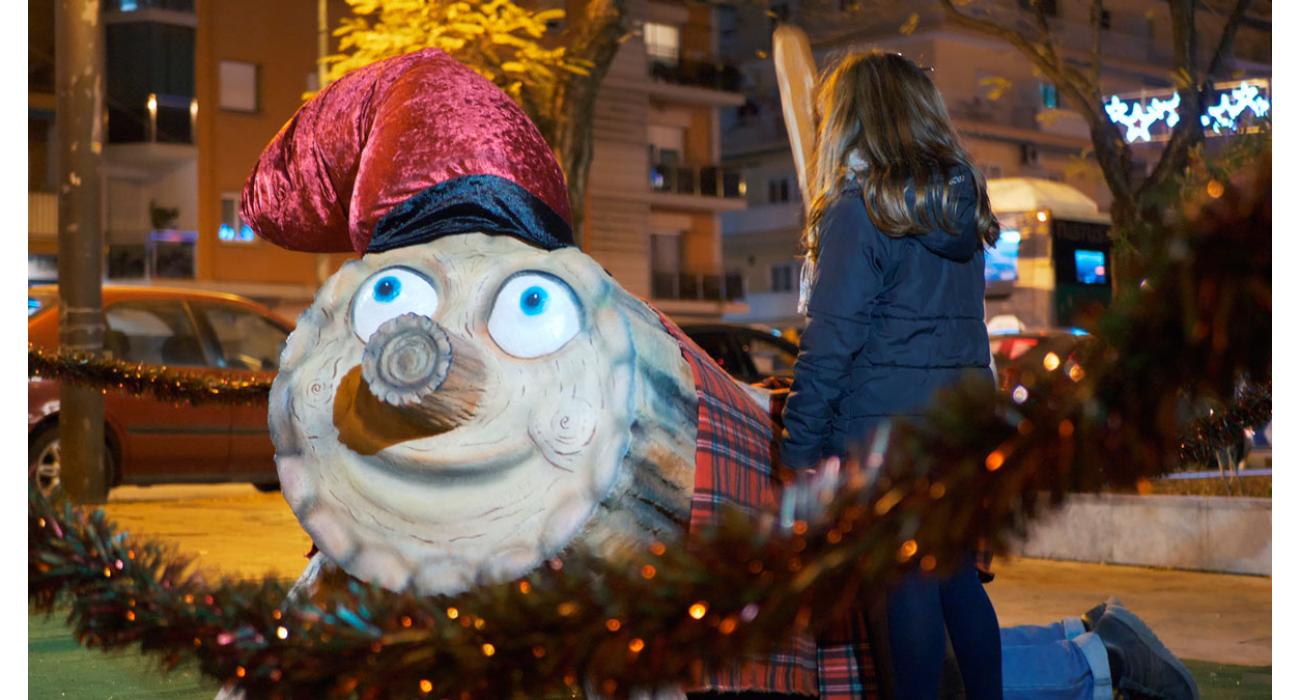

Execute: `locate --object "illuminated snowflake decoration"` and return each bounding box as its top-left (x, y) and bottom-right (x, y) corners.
top-left (1199, 81), bottom-right (1271, 134)
top-left (1104, 80), bottom-right (1270, 143)
top-left (1104, 92), bottom-right (1181, 143)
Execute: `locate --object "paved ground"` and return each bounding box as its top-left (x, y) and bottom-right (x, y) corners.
top-left (95, 484), bottom-right (1272, 668)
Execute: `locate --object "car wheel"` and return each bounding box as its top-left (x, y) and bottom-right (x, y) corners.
top-left (28, 426), bottom-right (115, 499)
top-left (253, 481), bottom-right (281, 493)
top-left (29, 428), bottom-right (61, 497)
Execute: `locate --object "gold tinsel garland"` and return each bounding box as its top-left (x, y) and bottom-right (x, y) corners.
top-left (28, 346), bottom-right (272, 405)
top-left (29, 156), bottom-right (1270, 698)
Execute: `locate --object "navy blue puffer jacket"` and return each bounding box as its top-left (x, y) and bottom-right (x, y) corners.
top-left (780, 168), bottom-right (994, 468)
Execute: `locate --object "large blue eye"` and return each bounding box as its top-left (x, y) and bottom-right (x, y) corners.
top-left (373, 275), bottom-right (401, 303)
top-left (352, 267), bottom-right (438, 341)
top-left (519, 286), bottom-right (548, 316)
top-left (488, 273), bottom-right (581, 358)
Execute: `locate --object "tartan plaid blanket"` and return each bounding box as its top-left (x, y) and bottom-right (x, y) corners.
top-left (659, 314), bottom-right (882, 699)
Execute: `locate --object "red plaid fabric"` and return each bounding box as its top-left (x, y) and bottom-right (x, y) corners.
top-left (659, 315), bottom-right (882, 699)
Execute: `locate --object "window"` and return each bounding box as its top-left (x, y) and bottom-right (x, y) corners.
top-left (770, 261), bottom-right (798, 292)
top-left (687, 332), bottom-right (744, 375)
top-left (105, 301), bottom-right (208, 366)
top-left (196, 304), bottom-right (289, 371)
top-left (1017, 0), bottom-right (1058, 17)
top-left (644, 22), bottom-right (680, 63)
top-left (219, 192), bottom-right (256, 243)
top-left (738, 332), bottom-right (798, 378)
top-left (1040, 82), bottom-right (1059, 110)
top-left (218, 60), bottom-right (258, 112)
top-left (768, 177), bottom-right (791, 203)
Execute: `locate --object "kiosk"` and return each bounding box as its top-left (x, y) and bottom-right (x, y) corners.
top-left (983, 178), bottom-right (1113, 329)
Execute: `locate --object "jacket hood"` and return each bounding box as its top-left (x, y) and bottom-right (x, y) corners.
top-left (915, 172), bottom-right (981, 262)
top-left (915, 210), bottom-right (980, 262)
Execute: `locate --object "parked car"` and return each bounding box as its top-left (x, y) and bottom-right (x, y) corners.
top-left (681, 323), bottom-right (799, 384)
top-left (28, 285), bottom-right (293, 495)
top-left (987, 328), bottom-right (1093, 394)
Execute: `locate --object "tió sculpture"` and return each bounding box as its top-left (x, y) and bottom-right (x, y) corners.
top-left (243, 48), bottom-right (823, 696)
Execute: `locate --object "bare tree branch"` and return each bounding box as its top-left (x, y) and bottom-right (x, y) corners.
top-left (1206, 0), bottom-right (1252, 77)
top-left (939, 0), bottom-right (1135, 209)
top-left (1137, 0), bottom-right (1207, 205)
top-left (543, 0), bottom-right (628, 247)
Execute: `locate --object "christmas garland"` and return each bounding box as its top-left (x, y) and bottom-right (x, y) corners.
top-left (28, 345), bottom-right (272, 405)
top-left (29, 157), bottom-right (1270, 697)
top-left (1178, 381), bottom-right (1271, 467)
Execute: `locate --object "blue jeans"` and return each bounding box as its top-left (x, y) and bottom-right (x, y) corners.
top-left (1002, 618), bottom-right (1113, 700)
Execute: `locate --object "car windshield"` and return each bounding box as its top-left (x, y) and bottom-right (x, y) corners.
top-left (28, 290), bottom-right (57, 317)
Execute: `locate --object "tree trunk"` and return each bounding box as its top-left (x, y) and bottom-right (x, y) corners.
top-left (543, 0), bottom-right (627, 248)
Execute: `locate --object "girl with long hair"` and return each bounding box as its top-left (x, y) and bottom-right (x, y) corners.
top-left (780, 51), bottom-right (1003, 698)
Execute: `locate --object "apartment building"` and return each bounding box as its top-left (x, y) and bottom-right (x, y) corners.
top-left (717, 0), bottom-right (1270, 329)
top-left (585, 0), bottom-right (749, 321)
top-left (29, 0), bottom-right (747, 323)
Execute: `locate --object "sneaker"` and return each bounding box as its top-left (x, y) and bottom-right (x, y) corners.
top-left (1091, 598), bottom-right (1199, 700)
top-left (1081, 600), bottom-right (1110, 632)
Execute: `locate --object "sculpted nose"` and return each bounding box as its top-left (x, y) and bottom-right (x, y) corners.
top-left (333, 314), bottom-right (485, 455)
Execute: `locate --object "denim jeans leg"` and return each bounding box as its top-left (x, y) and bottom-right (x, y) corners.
top-left (1000, 620), bottom-right (1112, 700)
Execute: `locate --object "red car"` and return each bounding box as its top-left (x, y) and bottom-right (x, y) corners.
top-left (28, 285), bottom-right (292, 495)
top-left (988, 328), bottom-right (1093, 394)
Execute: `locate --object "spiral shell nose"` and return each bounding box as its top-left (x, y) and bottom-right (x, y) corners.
top-left (363, 314), bottom-right (452, 405)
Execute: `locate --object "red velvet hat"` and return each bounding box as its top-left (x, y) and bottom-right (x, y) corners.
top-left (241, 48), bottom-right (572, 255)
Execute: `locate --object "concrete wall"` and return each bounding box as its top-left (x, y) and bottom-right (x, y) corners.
top-left (1015, 493), bottom-right (1271, 576)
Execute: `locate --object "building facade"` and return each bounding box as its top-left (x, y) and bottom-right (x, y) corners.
top-left (716, 0), bottom-right (1270, 330)
top-left (581, 0), bottom-right (749, 321)
top-left (29, 0), bottom-right (747, 324)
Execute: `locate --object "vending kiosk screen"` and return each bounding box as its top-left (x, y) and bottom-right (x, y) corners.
top-left (1074, 249), bottom-right (1107, 285)
top-left (985, 229), bottom-right (1021, 283)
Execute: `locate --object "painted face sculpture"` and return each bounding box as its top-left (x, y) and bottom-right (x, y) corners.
top-left (271, 233), bottom-right (698, 594)
top-left (244, 48), bottom-right (711, 596)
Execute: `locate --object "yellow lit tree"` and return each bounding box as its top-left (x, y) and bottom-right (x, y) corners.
top-left (326, 0), bottom-right (628, 246)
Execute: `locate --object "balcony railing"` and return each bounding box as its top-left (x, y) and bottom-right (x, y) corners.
top-left (650, 164), bottom-right (745, 199)
top-left (106, 0), bottom-right (195, 12)
top-left (651, 272), bottom-right (746, 302)
top-left (649, 58), bottom-right (743, 93)
top-left (29, 192), bottom-right (58, 238)
top-left (108, 93), bottom-right (195, 144)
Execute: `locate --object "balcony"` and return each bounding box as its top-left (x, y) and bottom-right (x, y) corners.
top-left (29, 192), bottom-right (58, 240)
top-left (104, 0), bottom-right (197, 26)
top-left (650, 163), bottom-right (748, 212)
top-left (651, 271), bottom-right (746, 302)
top-left (644, 58), bottom-right (746, 108)
top-left (104, 93), bottom-right (197, 170)
top-left (109, 93), bottom-right (194, 145)
top-left (106, 0), bottom-right (195, 10)
top-left (650, 58), bottom-right (743, 93)
top-left (651, 271), bottom-right (749, 320)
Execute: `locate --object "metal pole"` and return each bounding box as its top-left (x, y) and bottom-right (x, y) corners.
top-left (55, 0), bottom-right (108, 504)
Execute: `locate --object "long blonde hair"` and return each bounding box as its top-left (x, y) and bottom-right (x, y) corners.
top-left (802, 51), bottom-right (999, 264)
